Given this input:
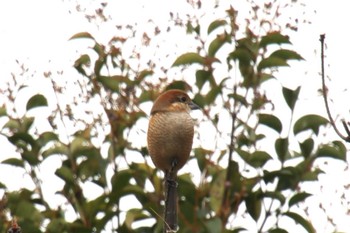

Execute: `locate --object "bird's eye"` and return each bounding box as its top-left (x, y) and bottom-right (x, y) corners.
top-left (179, 96), bottom-right (187, 103)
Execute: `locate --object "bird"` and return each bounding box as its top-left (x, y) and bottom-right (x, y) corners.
top-left (147, 89), bottom-right (199, 232)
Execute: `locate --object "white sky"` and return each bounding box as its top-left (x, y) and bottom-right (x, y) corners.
top-left (1, 0), bottom-right (350, 232)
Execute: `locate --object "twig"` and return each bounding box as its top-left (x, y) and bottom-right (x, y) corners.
top-left (319, 34), bottom-right (350, 142)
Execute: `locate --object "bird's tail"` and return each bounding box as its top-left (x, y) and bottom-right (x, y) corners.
top-left (164, 170), bottom-right (178, 232)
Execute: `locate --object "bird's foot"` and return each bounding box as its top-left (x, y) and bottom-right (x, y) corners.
top-left (166, 177), bottom-right (178, 188)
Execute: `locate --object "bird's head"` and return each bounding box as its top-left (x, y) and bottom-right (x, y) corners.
top-left (150, 89), bottom-right (199, 115)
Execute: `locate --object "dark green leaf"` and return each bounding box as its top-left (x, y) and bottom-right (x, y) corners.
top-left (229, 48), bottom-right (254, 65)
top-left (207, 19), bottom-right (227, 34)
top-left (283, 211), bottom-right (315, 233)
top-left (26, 94), bottom-right (48, 111)
top-left (1, 158), bottom-right (24, 167)
top-left (301, 168), bottom-right (323, 181)
top-left (282, 86), bottom-right (301, 110)
top-left (138, 69), bottom-right (153, 80)
top-left (196, 70), bottom-right (211, 90)
top-left (245, 191), bottom-right (262, 221)
top-left (270, 49), bottom-right (304, 61)
top-left (263, 167), bottom-right (297, 190)
top-left (205, 87), bottom-right (221, 104)
top-left (262, 191), bottom-right (285, 205)
top-left (55, 166), bottom-right (75, 184)
top-left (9, 132), bottom-right (37, 149)
top-left (275, 137), bottom-right (289, 163)
top-left (269, 228), bottom-right (288, 233)
top-left (125, 209), bottom-right (150, 229)
top-left (74, 54), bottom-right (91, 76)
top-left (193, 93), bottom-right (206, 108)
top-left (75, 54), bottom-right (90, 66)
top-left (258, 113), bottom-right (282, 133)
top-left (316, 140), bottom-right (346, 161)
top-left (165, 80), bottom-right (192, 91)
top-left (299, 138), bottom-right (314, 158)
top-left (229, 228), bottom-right (247, 233)
top-left (38, 132), bottom-right (59, 146)
top-left (3, 119), bottom-right (20, 131)
top-left (69, 32), bottom-right (95, 40)
top-left (204, 217), bottom-right (222, 233)
top-left (228, 93), bottom-right (248, 106)
top-left (208, 33), bottom-right (230, 57)
top-left (172, 53), bottom-right (205, 66)
top-left (0, 106), bottom-right (6, 117)
top-left (293, 114), bottom-right (328, 135)
top-left (96, 75), bottom-right (129, 92)
top-left (289, 192), bottom-right (312, 207)
top-left (42, 142), bottom-right (68, 158)
top-left (250, 151), bottom-right (273, 168)
top-left (257, 56), bottom-right (289, 71)
top-left (22, 116), bottom-right (35, 132)
top-left (259, 32), bottom-right (291, 48)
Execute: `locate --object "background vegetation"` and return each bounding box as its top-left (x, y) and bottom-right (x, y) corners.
top-left (0, 1), bottom-right (347, 232)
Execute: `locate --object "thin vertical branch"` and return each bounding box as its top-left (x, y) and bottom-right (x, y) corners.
top-left (319, 34), bottom-right (350, 142)
top-left (220, 85), bottom-right (239, 222)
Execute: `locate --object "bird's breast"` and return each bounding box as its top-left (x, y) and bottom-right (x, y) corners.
top-left (147, 111), bottom-right (195, 172)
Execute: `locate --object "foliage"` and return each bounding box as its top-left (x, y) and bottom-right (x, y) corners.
top-left (0, 1), bottom-right (347, 233)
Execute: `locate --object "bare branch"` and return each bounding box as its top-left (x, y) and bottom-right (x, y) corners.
top-left (320, 34), bottom-right (350, 142)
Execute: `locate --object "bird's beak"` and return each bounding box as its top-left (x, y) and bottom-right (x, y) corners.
top-left (188, 101), bottom-right (200, 110)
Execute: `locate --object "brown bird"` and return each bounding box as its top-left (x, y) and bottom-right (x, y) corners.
top-left (147, 89), bottom-right (199, 232)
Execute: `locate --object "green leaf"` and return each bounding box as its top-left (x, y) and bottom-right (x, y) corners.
top-left (208, 33), bottom-right (230, 57)
top-left (42, 142), bottom-right (68, 158)
top-left (257, 56), bottom-right (289, 71)
top-left (193, 93), bottom-right (206, 108)
top-left (125, 209), bottom-right (149, 230)
top-left (3, 119), bottom-right (19, 131)
top-left (138, 69), bottom-right (153, 80)
top-left (245, 191), bottom-right (262, 221)
top-left (38, 132), bottom-right (59, 146)
top-left (22, 116), bottom-right (35, 132)
top-left (259, 32), bottom-right (291, 48)
top-left (26, 94), bottom-right (48, 111)
top-left (0, 106), bottom-right (6, 117)
top-left (69, 32), bottom-right (95, 40)
top-left (316, 140), bottom-right (346, 161)
top-left (205, 86), bottom-right (221, 104)
top-left (196, 70), bottom-right (211, 90)
top-left (283, 211), bottom-right (315, 233)
top-left (229, 48), bottom-right (254, 65)
top-left (96, 75), bottom-right (129, 92)
top-left (240, 150), bottom-right (272, 168)
top-left (9, 132), bottom-right (37, 149)
top-left (299, 138), bottom-right (314, 158)
top-left (165, 80), bottom-right (191, 91)
top-left (269, 228), bottom-right (288, 233)
top-left (1, 158), bottom-right (24, 167)
top-left (270, 49), bottom-right (304, 61)
top-left (55, 166), bottom-right (75, 184)
top-left (282, 86), bottom-right (301, 110)
top-left (289, 192), bottom-right (312, 207)
top-left (275, 137), bottom-right (289, 163)
top-left (293, 114), bottom-right (328, 135)
top-left (258, 113), bottom-right (282, 133)
top-left (207, 19), bottom-right (227, 34)
top-left (74, 54), bottom-right (91, 76)
top-left (228, 93), bottom-right (248, 106)
top-left (172, 52), bottom-right (205, 66)
top-left (204, 217), bottom-right (222, 233)
top-left (262, 191), bottom-right (285, 205)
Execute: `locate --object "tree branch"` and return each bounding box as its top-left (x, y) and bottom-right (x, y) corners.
top-left (319, 34), bottom-right (350, 142)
